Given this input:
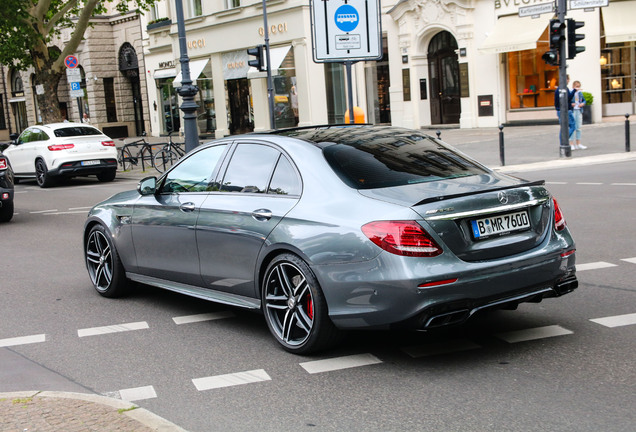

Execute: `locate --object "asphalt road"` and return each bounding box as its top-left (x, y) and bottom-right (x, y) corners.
top-left (1, 161), bottom-right (634, 432)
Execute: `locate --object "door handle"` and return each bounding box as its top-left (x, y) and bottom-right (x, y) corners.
top-left (180, 202), bottom-right (196, 212)
top-left (252, 209), bottom-right (272, 221)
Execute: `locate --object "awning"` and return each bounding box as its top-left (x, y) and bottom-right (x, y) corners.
top-left (248, 45), bottom-right (292, 79)
top-left (173, 59), bottom-right (209, 87)
top-left (602, 1), bottom-right (636, 44)
top-left (153, 68), bottom-right (177, 80)
top-left (479, 15), bottom-right (548, 54)
top-left (9, 97), bottom-right (26, 103)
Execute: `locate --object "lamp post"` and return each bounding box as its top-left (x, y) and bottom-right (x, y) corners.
top-left (174, 0), bottom-right (199, 153)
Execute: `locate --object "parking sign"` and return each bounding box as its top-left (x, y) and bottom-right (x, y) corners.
top-left (310, 0), bottom-right (382, 62)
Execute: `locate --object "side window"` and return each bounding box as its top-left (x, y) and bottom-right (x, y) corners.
top-left (221, 144), bottom-right (280, 193)
top-left (161, 144), bottom-right (227, 193)
top-left (268, 156), bottom-right (301, 196)
top-left (17, 129), bottom-right (32, 144)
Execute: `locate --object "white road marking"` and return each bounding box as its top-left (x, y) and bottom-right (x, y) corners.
top-left (0, 334), bottom-right (46, 348)
top-left (118, 385), bottom-right (157, 402)
top-left (611, 183), bottom-right (636, 186)
top-left (68, 206), bottom-right (94, 211)
top-left (173, 311), bottom-right (235, 325)
top-left (192, 369), bottom-right (271, 391)
top-left (402, 339), bottom-right (482, 358)
top-left (545, 181), bottom-right (568, 185)
top-left (45, 210), bottom-right (89, 215)
top-left (621, 257), bottom-right (636, 264)
top-left (77, 321), bottom-right (149, 337)
top-left (590, 313), bottom-right (636, 328)
top-left (299, 353), bottom-right (382, 374)
top-left (575, 182), bottom-right (602, 185)
top-left (496, 325), bottom-right (573, 343)
top-left (576, 261), bottom-right (618, 272)
top-left (29, 209), bottom-right (58, 214)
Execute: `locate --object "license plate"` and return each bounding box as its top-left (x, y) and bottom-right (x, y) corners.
top-left (81, 160), bottom-right (100, 166)
top-left (471, 210), bottom-right (530, 239)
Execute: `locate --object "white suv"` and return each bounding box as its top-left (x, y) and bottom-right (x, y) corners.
top-left (4, 122), bottom-right (118, 187)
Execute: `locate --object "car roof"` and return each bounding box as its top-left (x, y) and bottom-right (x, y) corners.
top-left (263, 125), bottom-right (436, 149)
top-left (40, 122), bottom-right (92, 130)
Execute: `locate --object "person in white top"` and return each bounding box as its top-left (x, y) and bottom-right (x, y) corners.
top-left (569, 81), bottom-right (587, 150)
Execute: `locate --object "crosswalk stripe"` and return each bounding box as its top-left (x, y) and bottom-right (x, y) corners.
top-left (172, 311), bottom-right (234, 325)
top-left (299, 353), bottom-right (382, 374)
top-left (576, 262), bottom-right (618, 271)
top-left (0, 334), bottom-right (46, 348)
top-left (496, 325), bottom-right (573, 343)
top-left (77, 321), bottom-right (149, 337)
top-left (621, 257), bottom-right (636, 264)
top-left (590, 313), bottom-right (636, 328)
top-left (118, 385), bottom-right (157, 402)
top-left (192, 369), bottom-right (271, 391)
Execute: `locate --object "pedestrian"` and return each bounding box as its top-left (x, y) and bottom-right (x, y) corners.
top-left (569, 80), bottom-right (587, 150)
top-left (554, 74), bottom-right (575, 149)
top-left (82, 113), bottom-right (91, 124)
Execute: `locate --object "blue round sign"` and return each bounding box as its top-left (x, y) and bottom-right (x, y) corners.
top-left (334, 5), bottom-right (359, 32)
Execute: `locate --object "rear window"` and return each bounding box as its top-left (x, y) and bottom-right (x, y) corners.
top-left (53, 127), bottom-right (103, 137)
top-left (278, 127), bottom-right (488, 190)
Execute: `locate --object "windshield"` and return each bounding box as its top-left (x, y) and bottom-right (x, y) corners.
top-left (53, 127), bottom-right (102, 137)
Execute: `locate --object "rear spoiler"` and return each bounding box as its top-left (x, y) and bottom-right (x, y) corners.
top-left (414, 179), bottom-right (546, 206)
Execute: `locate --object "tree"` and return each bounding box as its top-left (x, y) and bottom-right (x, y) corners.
top-left (0, 0), bottom-right (156, 124)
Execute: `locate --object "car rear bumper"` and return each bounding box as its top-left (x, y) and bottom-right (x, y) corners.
top-left (313, 241), bottom-right (577, 330)
top-left (49, 159), bottom-right (117, 177)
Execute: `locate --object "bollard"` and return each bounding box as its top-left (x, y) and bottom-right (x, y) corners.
top-left (626, 114), bottom-right (631, 152)
top-left (436, 130), bottom-right (441, 140)
top-left (499, 124), bottom-right (505, 166)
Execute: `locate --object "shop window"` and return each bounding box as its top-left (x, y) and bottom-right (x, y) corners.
top-left (506, 27), bottom-right (557, 110)
top-left (600, 43), bottom-right (634, 105)
top-left (196, 62), bottom-right (215, 137)
top-left (273, 47), bottom-right (298, 129)
top-left (158, 78), bottom-right (180, 134)
top-left (325, 63), bottom-right (346, 124)
top-left (103, 77), bottom-right (118, 122)
top-left (365, 36), bottom-right (391, 124)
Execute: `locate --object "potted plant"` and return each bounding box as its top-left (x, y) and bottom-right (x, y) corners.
top-left (147, 17), bottom-right (171, 31)
top-left (581, 91), bottom-right (593, 124)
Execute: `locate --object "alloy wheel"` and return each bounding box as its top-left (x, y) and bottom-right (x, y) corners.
top-left (86, 229), bottom-right (113, 292)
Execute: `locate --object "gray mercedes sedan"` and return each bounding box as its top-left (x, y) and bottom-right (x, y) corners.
top-left (83, 126), bottom-right (577, 354)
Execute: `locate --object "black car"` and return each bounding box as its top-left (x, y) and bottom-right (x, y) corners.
top-left (0, 151), bottom-right (15, 222)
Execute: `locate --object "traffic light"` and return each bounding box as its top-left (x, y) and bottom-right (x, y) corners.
top-left (543, 19), bottom-right (564, 66)
top-left (567, 19), bottom-right (585, 59)
top-left (247, 45), bottom-right (265, 71)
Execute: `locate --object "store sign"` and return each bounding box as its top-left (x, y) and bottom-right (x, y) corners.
top-left (258, 22), bottom-right (288, 37)
top-left (223, 50), bottom-right (249, 80)
top-left (495, 0), bottom-right (553, 16)
top-left (569, 0), bottom-right (608, 10)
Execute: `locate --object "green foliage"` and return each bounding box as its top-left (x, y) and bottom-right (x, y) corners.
top-left (0, 0), bottom-right (156, 71)
top-left (582, 91), bottom-right (594, 105)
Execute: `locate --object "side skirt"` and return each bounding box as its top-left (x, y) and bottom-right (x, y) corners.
top-left (127, 273), bottom-right (261, 310)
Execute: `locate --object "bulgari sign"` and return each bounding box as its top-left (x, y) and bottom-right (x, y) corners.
top-left (495, 0), bottom-right (554, 15)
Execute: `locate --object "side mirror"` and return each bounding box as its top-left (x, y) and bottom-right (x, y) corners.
top-left (9, 133), bottom-right (18, 144)
top-left (137, 176), bottom-right (157, 196)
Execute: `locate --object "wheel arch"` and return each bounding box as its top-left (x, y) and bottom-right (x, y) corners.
top-left (256, 244), bottom-right (316, 302)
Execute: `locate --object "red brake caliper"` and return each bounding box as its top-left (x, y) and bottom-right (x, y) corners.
top-left (306, 294), bottom-right (314, 320)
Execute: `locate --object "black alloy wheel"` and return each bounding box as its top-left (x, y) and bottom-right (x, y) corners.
top-left (35, 159), bottom-right (54, 188)
top-left (262, 254), bottom-right (340, 354)
top-left (85, 224), bottom-right (128, 297)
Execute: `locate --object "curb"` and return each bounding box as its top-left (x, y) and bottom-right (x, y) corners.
top-left (495, 152), bottom-right (636, 173)
top-left (0, 391), bottom-right (188, 432)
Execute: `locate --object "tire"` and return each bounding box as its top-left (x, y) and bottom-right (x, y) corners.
top-left (154, 149), bottom-right (179, 173)
top-left (0, 200), bottom-right (13, 222)
top-left (35, 159), bottom-right (55, 188)
top-left (85, 224), bottom-right (128, 298)
top-left (97, 169), bottom-right (116, 182)
top-left (262, 253), bottom-right (341, 354)
top-left (120, 147), bottom-right (134, 171)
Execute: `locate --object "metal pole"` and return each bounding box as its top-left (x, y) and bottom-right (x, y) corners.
top-left (557, 0), bottom-right (571, 158)
top-left (345, 61), bottom-right (355, 124)
top-left (626, 114), bottom-right (631, 152)
top-left (499, 124), bottom-right (505, 166)
top-left (436, 130), bottom-right (441, 139)
top-left (174, 0), bottom-right (199, 153)
top-left (262, 0), bottom-right (276, 129)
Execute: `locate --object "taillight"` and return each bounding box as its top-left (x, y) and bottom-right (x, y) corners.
top-left (101, 140), bottom-right (115, 147)
top-left (553, 198), bottom-right (566, 231)
top-left (361, 220), bottom-right (443, 257)
top-left (0, 157), bottom-right (6, 170)
top-left (48, 144), bottom-right (74, 151)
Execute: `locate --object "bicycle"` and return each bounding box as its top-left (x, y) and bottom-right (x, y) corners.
top-left (118, 135), bottom-right (156, 171)
top-left (153, 132), bottom-right (186, 173)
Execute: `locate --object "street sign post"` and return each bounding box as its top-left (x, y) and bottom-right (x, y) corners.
top-left (569, 0), bottom-right (608, 10)
top-left (518, 2), bottom-right (555, 18)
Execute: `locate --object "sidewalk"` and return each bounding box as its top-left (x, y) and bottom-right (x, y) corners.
top-left (0, 391), bottom-right (187, 432)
